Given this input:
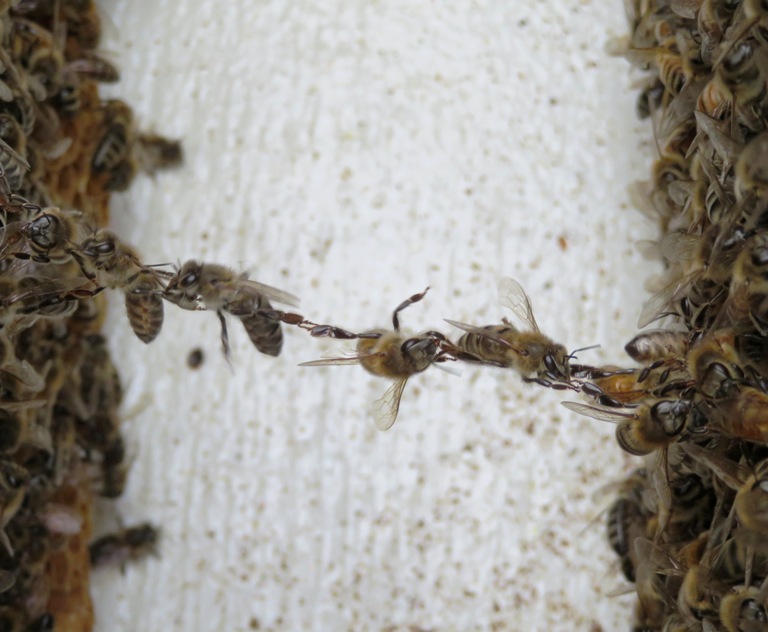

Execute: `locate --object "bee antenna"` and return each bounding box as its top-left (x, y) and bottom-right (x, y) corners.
top-left (567, 344), bottom-right (601, 360)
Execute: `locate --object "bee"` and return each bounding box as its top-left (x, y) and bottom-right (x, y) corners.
top-left (2, 206), bottom-right (87, 265)
top-left (100, 436), bottom-right (128, 499)
top-left (625, 330), bottom-right (691, 363)
top-left (301, 287), bottom-right (452, 430)
top-left (91, 99), bottom-right (135, 191)
top-left (686, 329), bottom-right (743, 398)
top-left (605, 468), bottom-right (649, 582)
top-left (707, 35), bottom-right (768, 133)
top-left (445, 277), bottom-right (569, 383)
top-left (68, 51), bottom-right (120, 84)
top-left (76, 229), bottom-right (166, 343)
top-left (0, 275), bottom-right (93, 334)
top-left (136, 132), bottom-right (183, 174)
top-left (562, 398), bottom-right (698, 456)
top-left (734, 459), bottom-right (768, 538)
top-left (89, 523), bottom-right (159, 568)
top-left (734, 130), bottom-right (768, 202)
top-left (720, 576), bottom-right (768, 632)
top-left (163, 260), bottom-right (299, 359)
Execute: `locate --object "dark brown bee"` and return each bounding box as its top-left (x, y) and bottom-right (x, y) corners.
top-left (77, 229), bottom-right (165, 343)
top-left (89, 523), bottom-right (159, 567)
top-left (163, 260), bottom-right (299, 360)
top-left (91, 99), bottom-right (135, 191)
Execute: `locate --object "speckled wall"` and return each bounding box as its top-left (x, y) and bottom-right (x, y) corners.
top-left (92, 2), bottom-right (659, 630)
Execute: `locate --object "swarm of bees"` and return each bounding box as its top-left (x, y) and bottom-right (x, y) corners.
top-left (0, 0), bottom-right (184, 629)
top-left (568, 0), bottom-right (768, 629)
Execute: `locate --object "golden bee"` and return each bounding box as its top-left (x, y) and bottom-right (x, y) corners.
top-left (301, 287), bottom-right (452, 430)
top-left (163, 260), bottom-right (299, 359)
top-left (76, 229), bottom-right (166, 343)
top-left (445, 277), bottom-right (569, 383)
top-left (561, 398), bottom-right (697, 456)
top-left (720, 577), bottom-right (768, 632)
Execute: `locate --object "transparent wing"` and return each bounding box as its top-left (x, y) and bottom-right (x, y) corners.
top-left (497, 277), bottom-right (538, 332)
top-left (238, 279), bottom-right (300, 308)
top-left (299, 351), bottom-right (384, 367)
top-left (637, 269), bottom-right (701, 329)
top-left (560, 401), bottom-right (633, 423)
top-left (372, 379), bottom-right (407, 431)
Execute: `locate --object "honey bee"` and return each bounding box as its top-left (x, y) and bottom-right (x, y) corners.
top-left (89, 523), bottom-right (159, 568)
top-left (3, 206), bottom-right (87, 266)
top-left (625, 330), bottom-right (691, 363)
top-left (686, 328), bottom-right (742, 398)
top-left (734, 459), bottom-right (768, 538)
top-left (91, 99), bottom-right (135, 191)
top-left (735, 130), bottom-right (768, 202)
top-left (0, 275), bottom-right (93, 334)
top-left (562, 398), bottom-right (698, 456)
top-left (445, 277), bottom-right (569, 383)
top-left (720, 576), bottom-right (768, 632)
top-left (136, 132), bottom-right (183, 174)
top-left (163, 260), bottom-right (299, 359)
top-left (708, 35), bottom-right (768, 133)
top-left (605, 468), bottom-right (649, 582)
top-left (301, 287), bottom-right (452, 430)
top-left (76, 229), bottom-right (166, 343)
top-left (100, 436), bottom-right (128, 499)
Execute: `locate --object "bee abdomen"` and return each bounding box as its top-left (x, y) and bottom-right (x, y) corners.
top-left (124, 292), bottom-right (164, 344)
top-left (240, 312), bottom-right (282, 357)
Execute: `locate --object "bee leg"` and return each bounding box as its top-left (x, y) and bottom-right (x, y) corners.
top-left (391, 286), bottom-right (430, 331)
top-left (69, 249), bottom-right (97, 281)
top-left (217, 310), bottom-right (232, 365)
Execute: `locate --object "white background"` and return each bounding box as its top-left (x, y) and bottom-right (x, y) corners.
top-left (91, 1), bottom-right (661, 630)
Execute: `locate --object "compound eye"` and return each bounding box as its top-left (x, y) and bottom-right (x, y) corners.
top-left (180, 272), bottom-right (198, 288)
top-left (96, 241), bottom-right (115, 255)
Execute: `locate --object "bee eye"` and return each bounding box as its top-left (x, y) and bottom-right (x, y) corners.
top-left (4, 472), bottom-right (21, 489)
top-left (759, 480), bottom-right (768, 494)
top-left (96, 241), bottom-right (115, 255)
top-left (180, 272), bottom-right (198, 288)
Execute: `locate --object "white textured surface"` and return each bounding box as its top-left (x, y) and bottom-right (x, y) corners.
top-left (90, 2), bottom-right (659, 630)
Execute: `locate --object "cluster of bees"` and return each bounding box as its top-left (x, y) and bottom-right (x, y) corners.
top-left (0, 0), bottom-right (175, 629)
top-left (579, 0), bottom-right (768, 630)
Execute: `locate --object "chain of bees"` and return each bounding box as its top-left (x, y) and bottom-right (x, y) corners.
top-left (6, 0), bottom-right (768, 631)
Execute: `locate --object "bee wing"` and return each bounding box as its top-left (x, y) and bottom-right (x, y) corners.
top-left (299, 350), bottom-right (384, 367)
top-left (372, 379), bottom-right (407, 431)
top-left (0, 360), bottom-right (45, 392)
top-left (497, 277), bottom-right (539, 332)
top-left (443, 319), bottom-right (514, 347)
top-left (637, 269), bottom-right (701, 328)
top-left (561, 401), bottom-right (633, 423)
top-left (238, 279), bottom-right (300, 308)
top-left (681, 442), bottom-right (748, 491)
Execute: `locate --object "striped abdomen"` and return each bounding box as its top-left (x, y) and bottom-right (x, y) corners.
top-left (239, 298), bottom-right (282, 356)
top-left (125, 273), bottom-right (164, 343)
top-left (456, 325), bottom-right (514, 366)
